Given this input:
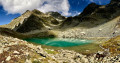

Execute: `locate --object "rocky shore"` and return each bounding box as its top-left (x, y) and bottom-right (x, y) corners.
top-left (0, 35), bottom-right (120, 63)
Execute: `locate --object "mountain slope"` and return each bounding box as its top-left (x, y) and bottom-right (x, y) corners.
top-left (0, 27), bottom-right (56, 39)
top-left (0, 0), bottom-right (120, 39)
top-left (46, 12), bottom-right (66, 21)
top-left (62, 0), bottom-right (120, 28)
top-left (0, 9), bottom-right (60, 33)
top-left (55, 0), bottom-right (120, 38)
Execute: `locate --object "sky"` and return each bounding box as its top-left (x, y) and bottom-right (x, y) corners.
top-left (0, 0), bottom-right (111, 25)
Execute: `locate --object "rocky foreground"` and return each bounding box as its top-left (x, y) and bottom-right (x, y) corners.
top-left (0, 35), bottom-right (120, 63)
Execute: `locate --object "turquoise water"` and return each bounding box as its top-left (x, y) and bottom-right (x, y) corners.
top-left (24, 38), bottom-right (93, 47)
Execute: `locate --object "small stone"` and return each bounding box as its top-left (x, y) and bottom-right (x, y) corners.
top-left (6, 56), bottom-right (11, 61)
top-left (0, 49), bottom-right (3, 54)
top-left (86, 50), bottom-right (89, 52)
top-left (13, 51), bottom-right (19, 54)
top-left (34, 59), bottom-right (37, 61)
top-left (4, 47), bottom-right (9, 51)
top-left (51, 49), bottom-right (54, 51)
top-left (25, 52), bottom-right (29, 56)
top-left (98, 51), bottom-right (103, 54)
top-left (1, 61), bottom-right (4, 63)
top-left (25, 59), bottom-right (32, 63)
top-left (81, 57), bottom-right (88, 63)
top-left (89, 57), bottom-right (94, 62)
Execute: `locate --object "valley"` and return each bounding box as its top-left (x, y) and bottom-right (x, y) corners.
top-left (0, 0), bottom-right (120, 63)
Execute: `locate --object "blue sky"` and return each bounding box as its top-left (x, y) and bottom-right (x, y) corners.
top-left (0, 0), bottom-right (111, 25)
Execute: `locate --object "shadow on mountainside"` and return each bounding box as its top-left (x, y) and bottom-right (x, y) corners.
top-left (61, 0), bottom-right (120, 29)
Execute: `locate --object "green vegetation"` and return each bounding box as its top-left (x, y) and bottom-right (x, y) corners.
top-left (32, 61), bottom-right (41, 63)
top-left (45, 49), bottom-right (57, 54)
top-left (102, 36), bottom-right (120, 55)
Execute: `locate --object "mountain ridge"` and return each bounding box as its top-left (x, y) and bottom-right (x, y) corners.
top-left (62, 0), bottom-right (120, 28)
top-left (0, 9), bottom-right (61, 33)
top-left (0, 0), bottom-right (120, 39)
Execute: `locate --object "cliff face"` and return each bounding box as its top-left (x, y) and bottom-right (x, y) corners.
top-left (79, 3), bottom-right (100, 17)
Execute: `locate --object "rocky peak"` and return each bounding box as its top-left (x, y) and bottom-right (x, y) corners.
top-left (8, 9), bottom-right (59, 33)
top-left (47, 12), bottom-right (61, 16)
top-left (32, 9), bottom-right (44, 15)
top-left (19, 10), bottom-right (32, 18)
top-left (21, 9), bottom-right (44, 17)
top-left (46, 11), bottom-right (65, 20)
top-left (22, 10), bottom-right (31, 14)
top-left (0, 9), bottom-right (61, 33)
top-left (79, 3), bottom-right (100, 17)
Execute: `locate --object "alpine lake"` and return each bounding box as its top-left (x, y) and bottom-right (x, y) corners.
top-left (24, 38), bottom-right (102, 55)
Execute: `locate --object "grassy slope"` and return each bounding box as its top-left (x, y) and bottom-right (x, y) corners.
top-left (0, 27), bottom-right (56, 39)
top-left (102, 35), bottom-right (120, 55)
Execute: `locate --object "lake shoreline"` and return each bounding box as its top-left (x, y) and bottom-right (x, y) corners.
top-left (1, 35), bottom-right (120, 63)
top-left (24, 37), bottom-right (104, 55)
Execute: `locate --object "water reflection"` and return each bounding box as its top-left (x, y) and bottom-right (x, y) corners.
top-left (24, 38), bottom-right (93, 47)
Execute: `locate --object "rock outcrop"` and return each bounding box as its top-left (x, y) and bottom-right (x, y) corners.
top-left (46, 11), bottom-right (66, 21)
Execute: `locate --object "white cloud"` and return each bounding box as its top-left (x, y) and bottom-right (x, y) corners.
top-left (71, 11), bottom-right (81, 17)
top-left (88, 0), bottom-right (103, 5)
top-left (0, 1), bottom-right (1, 5)
top-left (0, 0), bottom-right (71, 16)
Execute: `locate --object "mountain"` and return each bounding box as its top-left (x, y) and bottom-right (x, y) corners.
top-left (0, 0), bottom-right (120, 62)
top-left (0, 9), bottom-right (60, 33)
top-left (62, 0), bottom-right (120, 28)
top-left (46, 11), bottom-right (66, 21)
top-left (0, 0), bottom-right (120, 39)
top-left (57, 0), bottom-right (120, 38)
